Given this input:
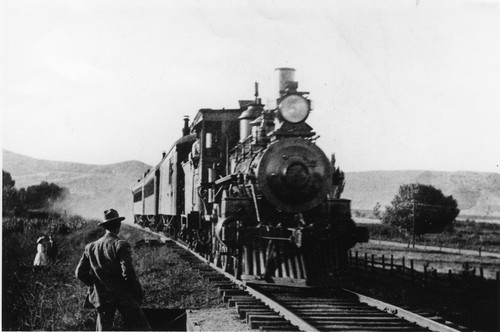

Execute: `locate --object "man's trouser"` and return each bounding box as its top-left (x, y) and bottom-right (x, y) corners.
top-left (96, 302), bottom-right (151, 331)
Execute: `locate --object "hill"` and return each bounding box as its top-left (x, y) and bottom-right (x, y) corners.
top-left (3, 150), bottom-right (500, 220)
top-left (2, 150), bottom-right (151, 220)
top-left (344, 170), bottom-right (500, 218)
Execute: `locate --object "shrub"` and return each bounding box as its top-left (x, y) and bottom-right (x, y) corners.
top-left (383, 184), bottom-right (460, 236)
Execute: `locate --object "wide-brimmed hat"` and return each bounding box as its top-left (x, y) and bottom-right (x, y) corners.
top-left (99, 209), bottom-right (125, 226)
top-left (37, 236), bottom-right (45, 244)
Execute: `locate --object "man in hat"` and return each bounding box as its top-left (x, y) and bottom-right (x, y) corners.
top-left (75, 209), bottom-right (151, 331)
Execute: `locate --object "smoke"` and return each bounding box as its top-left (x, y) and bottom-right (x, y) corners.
top-left (52, 190), bottom-right (133, 222)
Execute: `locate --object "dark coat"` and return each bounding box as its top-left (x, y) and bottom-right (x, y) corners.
top-left (75, 232), bottom-right (143, 308)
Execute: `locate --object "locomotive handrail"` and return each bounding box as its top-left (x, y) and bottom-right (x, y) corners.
top-left (215, 174), bottom-right (236, 185)
top-left (230, 134), bottom-right (253, 153)
top-left (247, 182), bottom-right (261, 222)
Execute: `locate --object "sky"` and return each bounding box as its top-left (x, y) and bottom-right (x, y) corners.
top-left (2, 0), bottom-right (500, 174)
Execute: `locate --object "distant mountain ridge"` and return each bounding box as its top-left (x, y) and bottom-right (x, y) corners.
top-left (3, 149), bottom-right (500, 220)
top-left (343, 170), bottom-right (500, 218)
top-left (2, 150), bottom-right (151, 220)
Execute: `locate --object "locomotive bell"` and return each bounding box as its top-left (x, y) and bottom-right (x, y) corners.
top-left (257, 138), bottom-right (332, 213)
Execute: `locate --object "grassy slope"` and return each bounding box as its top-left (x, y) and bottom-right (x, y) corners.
top-left (2, 217), bottom-right (223, 331)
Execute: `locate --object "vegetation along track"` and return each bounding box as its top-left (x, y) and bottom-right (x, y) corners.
top-left (140, 226), bottom-right (469, 332)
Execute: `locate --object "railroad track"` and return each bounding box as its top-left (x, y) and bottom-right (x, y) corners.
top-left (140, 227), bottom-right (469, 332)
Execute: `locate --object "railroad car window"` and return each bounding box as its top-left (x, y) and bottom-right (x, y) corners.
top-left (133, 191), bottom-right (143, 202)
top-left (144, 180), bottom-right (155, 198)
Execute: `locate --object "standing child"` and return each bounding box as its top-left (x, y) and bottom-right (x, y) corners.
top-left (33, 236), bottom-right (48, 267)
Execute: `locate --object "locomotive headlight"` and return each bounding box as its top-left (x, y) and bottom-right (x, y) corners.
top-left (279, 95), bottom-right (310, 123)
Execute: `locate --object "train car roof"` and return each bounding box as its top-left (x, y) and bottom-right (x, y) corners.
top-left (191, 108), bottom-right (242, 129)
top-left (132, 133), bottom-right (197, 191)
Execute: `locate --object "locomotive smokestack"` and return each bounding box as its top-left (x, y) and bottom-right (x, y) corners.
top-left (276, 67), bottom-right (295, 96)
top-left (182, 116), bottom-right (190, 136)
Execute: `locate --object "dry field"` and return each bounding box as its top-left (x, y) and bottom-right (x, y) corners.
top-left (2, 217), bottom-right (224, 331)
top-left (353, 241), bottom-right (500, 279)
top-left (345, 240), bottom-right (499, 331)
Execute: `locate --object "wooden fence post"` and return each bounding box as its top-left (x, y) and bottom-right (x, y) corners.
top-left (355, 251), bottom-right (359, 270)
top-left (410, 260), bottom-right (414, 281)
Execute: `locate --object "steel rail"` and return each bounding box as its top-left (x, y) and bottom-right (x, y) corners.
top-left (168, 234), bottom-right (319, 332)
top-left (133, 225), bottom-right (317, 331)
top-left (343, 289), bottom-right (461, 332)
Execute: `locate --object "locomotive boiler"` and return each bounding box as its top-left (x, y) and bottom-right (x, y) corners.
top-left (133, 68), bottom-right (368, 286)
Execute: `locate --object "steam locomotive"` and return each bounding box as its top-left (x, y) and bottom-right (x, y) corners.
top-left (133, 68), bottom-right (368, 286)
